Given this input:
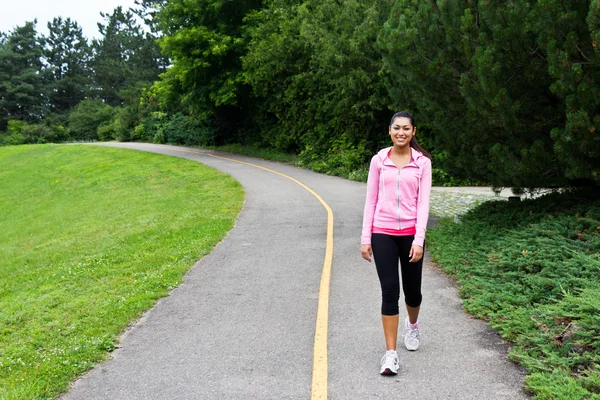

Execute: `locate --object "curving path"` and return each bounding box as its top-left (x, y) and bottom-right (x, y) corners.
top-left (64, 143), bottom-right (528, 400)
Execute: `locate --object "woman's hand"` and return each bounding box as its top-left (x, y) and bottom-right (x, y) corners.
top-left (361, 244), bottom-right (373, 262)
top-left (409, 244), bottom-right (423, 262)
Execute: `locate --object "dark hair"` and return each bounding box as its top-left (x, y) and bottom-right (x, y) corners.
top-left (390, 111), bottom-right (430, 158)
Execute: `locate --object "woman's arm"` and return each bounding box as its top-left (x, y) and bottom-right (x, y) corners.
top-left (361, 156), bottom-right (380, 245)
top-left (413, 158), bottom-right (432, 247)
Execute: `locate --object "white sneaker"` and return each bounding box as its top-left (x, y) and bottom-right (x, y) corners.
top-left (404, 317), bottom-right (420, 351)
top-left (379, 350), bottom-right (399, 375)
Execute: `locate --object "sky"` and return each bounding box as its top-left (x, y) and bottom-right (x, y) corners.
top-left (0, 0), bottom-right (139, 39)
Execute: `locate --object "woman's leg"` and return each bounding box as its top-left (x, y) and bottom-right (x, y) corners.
top-left (406, 305), bottom-right (421, 325)
top-left (398, 236), bottom-right (424, 350)
top-left (398, 236), bottom-right (423, 318)
top-left (371, 233), bottom-right (401, 350)
top-left (381, 315), bottom-right (399, 350)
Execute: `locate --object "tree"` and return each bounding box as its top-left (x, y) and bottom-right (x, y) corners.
top-left (0, 21), bottom-right (46, 130)
top-left (151, 0), bottom-right (263, 143)
top-left (378, 0), bottom-right (600, 188)
top-left (534, 1), bottom-right (600, 184)
top-left (244, 0), bottom-right (393, 170)
top-left (44, 17), bottom-right (92, 114)
top-left (133, 0), bottom-right (169, 35)
top-left (68, 99), bottom-right (115, 141)
top-left (91, 6), bottom-right (166, 106)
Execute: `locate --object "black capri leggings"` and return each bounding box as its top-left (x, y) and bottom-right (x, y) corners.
top-left (371, 233), bottom-right (423, 315)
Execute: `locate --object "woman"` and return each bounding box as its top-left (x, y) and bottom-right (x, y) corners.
top-left (360, 111), bottom-right (432, 375)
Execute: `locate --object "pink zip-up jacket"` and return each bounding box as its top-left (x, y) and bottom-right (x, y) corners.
top-left (361, 146), bottom-right (432, 247)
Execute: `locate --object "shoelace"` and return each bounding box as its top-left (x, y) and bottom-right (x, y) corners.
top-left (381, 353), bottom-right (398, 366)
top-left (407, 327), bottom-right (420, 341)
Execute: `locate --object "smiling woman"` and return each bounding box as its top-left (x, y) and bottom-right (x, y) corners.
top-left (0, 144), bottom-right (244, 399)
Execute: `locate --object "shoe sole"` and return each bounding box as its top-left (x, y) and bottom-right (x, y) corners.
top-left (380, 368), bottom-right (398, 376)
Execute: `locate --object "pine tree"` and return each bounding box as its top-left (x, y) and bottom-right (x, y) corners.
top-left (0, 21), bottom-right (46, 130)
top-left (378, 0), bottom-right (600, 187)
top-left (533, 0), bottom-right (600, 184)
top-left (44, 17), bottom-right (92, 114)
top-left (91, 6), bottom-right (165, 106)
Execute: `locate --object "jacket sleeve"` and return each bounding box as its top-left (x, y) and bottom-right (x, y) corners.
top-left (361, 156), bottom-right (380, 245)
top-left (413, 157), bottom-right (432, 247)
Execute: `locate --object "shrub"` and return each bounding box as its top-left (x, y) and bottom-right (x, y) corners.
top-left (68, 100), bottom-right (115, 141)
top-left (428, 188), bottom-right (600, 397)
top-left (163, 113), bottom-right (214, 146)
top-left (113, 106), bottom-right (141, 142)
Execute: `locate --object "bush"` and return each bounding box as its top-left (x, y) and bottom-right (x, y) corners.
top-left (113, 106), bottom-right (141, 142)
top-left (428, 188), bottom-right (600, 397)
top-left (68, 100), bottom-right (115, 141)
top-left (97, 122), bottom-right (116, 141)
top-left (138, 112), bottom-right (167, 143)
top-left (0, 121), bottom-right (70, 145)
top-left (298, 141), bottom-right (371, 178)
top-left (0, 121), bottom-right (26, 146)
top-left (20, 124), bottom-right (52, 144)
top-left (163, 113), bottom-right (214, 146)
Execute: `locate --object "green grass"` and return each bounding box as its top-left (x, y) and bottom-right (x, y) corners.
top-left (427, 188), bottom-right (600, 399)
top-left (204, 144), bottom-right (300, 164)
top-left (203, 144), bottom-right (373, 182)
top-left (0, 144), bottom-right (244, 399)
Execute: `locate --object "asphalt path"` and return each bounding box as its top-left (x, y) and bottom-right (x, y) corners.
top-left (64, 143), bottom-right (529, 400)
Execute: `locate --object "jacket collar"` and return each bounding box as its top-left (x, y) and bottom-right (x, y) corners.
top-left (378, 146), bottom-right (422, 167)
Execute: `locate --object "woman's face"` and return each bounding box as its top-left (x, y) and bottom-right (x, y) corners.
top-left (389, 117), bottom-right (415, 148)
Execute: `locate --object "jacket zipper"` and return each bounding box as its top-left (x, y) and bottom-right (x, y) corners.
top-left (397, 170), bottom-right (401, 230)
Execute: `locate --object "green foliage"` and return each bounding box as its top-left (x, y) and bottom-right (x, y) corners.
top-left (0, 144), bottom-right (244, 398)
top-left (0, 6), bottom-right (165, 145)
top-left (0, 121), bottom-right (26, 145)
top-left (0, 120), bottom-right (69, 145)
top-left (534, 1), bottom-right (600, 184)
top-left (151, 0), bottom-right (262, 143)
top-left (205, 143), bottom-right (299, 164)
top-left (378, 1), bottom-right (600, 188)
top-left (112, 105), bottom-right (141, 142)
top-left (428, 188), bottom-right (600, 397)
top-left (0, 22), bottom-right (46, 130)
top-left (91, 7), bottom-right (166, 106)
top-left (137, 111), bottom-right (168, 143)
top-left (44, 17), bottom-right (92, 114)
top-left (97, 122), bottom-right (116, 142)
top-left (243, 0), bottom-right (393, 170)
top-left (67, 99), bottom-right (115, 141)
top-left (163, 113), bottom-right (214, 146)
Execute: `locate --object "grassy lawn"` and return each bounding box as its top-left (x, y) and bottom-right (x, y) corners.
top-left (427, 189), bottom-right (600, 399)
top-left (0, 144), bottom-right (244, 399)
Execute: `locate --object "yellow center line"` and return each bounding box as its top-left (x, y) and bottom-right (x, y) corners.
top-left (141, 145), bottom-right (333, 399)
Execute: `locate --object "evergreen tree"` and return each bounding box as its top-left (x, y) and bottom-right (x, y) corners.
top-left (91, 6), bottom-right (165, 106)
top-left (533, 0), bottom-right (600, 184)
top-left (44, 17), bottom-right (92, 114)
top-left (379, 0), bottom-right (600, 187)
top-left (0, 21), bottom-right (46, 130)
top-left (133, 0), bottom-right (168, 35)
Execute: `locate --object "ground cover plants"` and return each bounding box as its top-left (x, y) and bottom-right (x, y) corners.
top-left (204, 144), bottom-right (300, 165)
top-left (0, 144), bottom-right (244, 399)
top-left (427, 188), bottom-right (600, 399)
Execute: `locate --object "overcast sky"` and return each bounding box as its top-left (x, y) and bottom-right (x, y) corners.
top-left (1, 0), bottom-right (139, 39)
